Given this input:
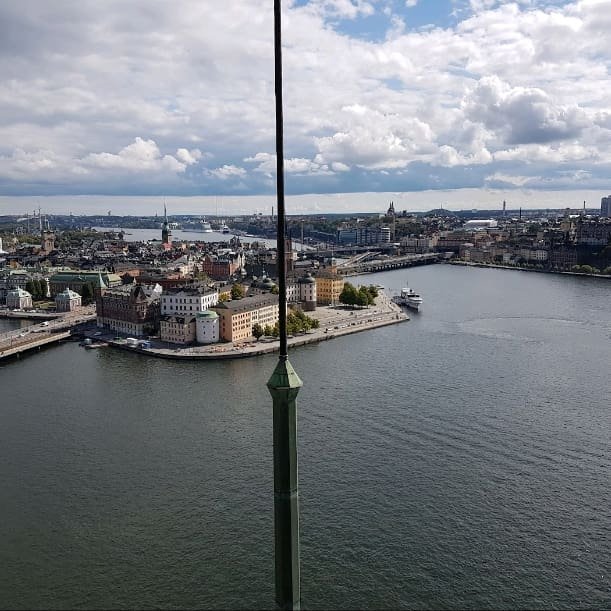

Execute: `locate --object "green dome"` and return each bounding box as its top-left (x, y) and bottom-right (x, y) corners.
top-left (197, 310), bottom-right (219, 319)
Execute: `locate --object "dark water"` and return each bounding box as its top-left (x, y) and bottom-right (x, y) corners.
top-left (0, 318), bottom-right (33, 333)
top-left (1, 266), bottom-right (609, 609)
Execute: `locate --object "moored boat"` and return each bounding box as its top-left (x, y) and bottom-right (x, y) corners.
top-left (391, 285), bottom-right (423, 311)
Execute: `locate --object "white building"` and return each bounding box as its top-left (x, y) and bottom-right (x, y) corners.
top-left (55, 288), bottom-right (82, 312)
top-left (195, 310), bottom-right (220, 344)
top-left (160, 287), bottom-right (218, 316)
top-left (6, 287), bottom-right (33, 310)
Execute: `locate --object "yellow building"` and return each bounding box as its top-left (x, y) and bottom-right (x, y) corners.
top-left (314, 269), bottom-right (344, 306)
top-left (160, 315), bottom-right (196, 345)
top-left (213, 294), bottom-right (279, 342)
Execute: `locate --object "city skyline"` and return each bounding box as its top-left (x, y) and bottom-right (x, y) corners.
top-left (1, 1), bottom-right (610, 207)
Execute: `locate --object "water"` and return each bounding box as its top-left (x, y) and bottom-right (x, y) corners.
top-left (92, 227), bottom-right (278, 248)
top-left (1, 265), bottom-right (609, 609)
top-left (0, 317), bottom-right (33, 333)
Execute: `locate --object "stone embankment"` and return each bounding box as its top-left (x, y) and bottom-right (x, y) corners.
top-left (85, 293), bottom-right (408, 361)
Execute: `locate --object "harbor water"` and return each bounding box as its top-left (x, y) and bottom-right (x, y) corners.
top-left (0, 265), bottom-right (609, 609)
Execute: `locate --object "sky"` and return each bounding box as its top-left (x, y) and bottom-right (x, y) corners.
top-left (0, 0), bottom-right (610, 215)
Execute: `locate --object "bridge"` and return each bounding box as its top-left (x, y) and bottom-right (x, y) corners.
top-left (0, 306), bottom-right (96, 361)
top-left (337, 253), bottom-right (442, 275)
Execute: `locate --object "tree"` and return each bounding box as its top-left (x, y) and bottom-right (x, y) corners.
top-left (356, 286), bottom-right (370, 308)
top-left (230, 283), bottom-right (245, 300)
top-left (80, 283), bottom-right (93, 303)
top-left (339, 282), bottom-right (358, 307)
top-left (252, 323), bottom-right (264, 339)
top-left (603, 266), bottom-right (611, 275)
top-left (26, 280), bottom-right (36, 297)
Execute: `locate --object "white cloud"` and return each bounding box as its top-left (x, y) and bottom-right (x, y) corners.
top-left (206, 164), bottom-right (247, 180)
top-left (0, 0), bottom-right (611, 197)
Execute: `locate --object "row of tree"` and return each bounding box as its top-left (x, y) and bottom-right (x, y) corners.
top-left (25, 280), bottom-right (48, 300)
top-left (338, 283), bottom-right (379, 308)
top-left (252, 308), bottom-right (320, 339)
top-left (571, 265), bottom-right (611, 275)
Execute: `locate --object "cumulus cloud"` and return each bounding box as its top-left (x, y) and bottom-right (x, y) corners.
top-left (206, 164), bottom-right (247, 180)
top-left (0, 0), bottom-right (610, 197)
top-left (463, 76), bottom-right (588, 145)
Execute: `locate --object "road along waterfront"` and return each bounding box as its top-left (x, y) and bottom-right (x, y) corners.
top-left (0, 264), bottom-right (609, 609)
top-left (80, 291), bottom-right (406, 360)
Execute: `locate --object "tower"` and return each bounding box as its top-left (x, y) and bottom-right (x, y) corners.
top-left (162, 203), bottom-right (171, 245)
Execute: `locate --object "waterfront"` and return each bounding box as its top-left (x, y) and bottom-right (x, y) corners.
top-left (1, 265), bottom-right (609, 609)
top-left (92, 227), bottom-right (278, 247)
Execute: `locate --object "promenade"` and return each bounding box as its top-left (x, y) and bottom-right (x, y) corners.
top-left (84, 292), bottom-right (408, 361)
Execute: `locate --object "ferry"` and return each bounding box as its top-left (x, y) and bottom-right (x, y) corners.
top-left (392, 286), bottom-right (423, 312)
top-left (192, 218), bottom-right (213, 233)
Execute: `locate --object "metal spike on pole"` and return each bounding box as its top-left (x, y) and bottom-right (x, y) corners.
top-left (267, 0), bottom-right (302, 608)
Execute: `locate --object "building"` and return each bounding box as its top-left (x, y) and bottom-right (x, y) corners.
top-left (96, 284), bottom-right (160, 336)
top-left (160, 287), bottom-right (218, 317)
top-left (195, 310), bottom-right (220, 344)
top-left (213, 294), bottom-right (279, 342)
top-left (576, 219), bottom-right (611, 246)
top-left (49, 271), bottom-right (121, 297)
top-left (314, 269), bottom-right (344, 306)
top-left (6, 287), bottom-right (33, 310)
top-left (55, 288), bottom-right (82, 312)
top-left (337, 226), bottom-right (391, 245)
top-left (41, 230), bottom-right (56, 254)
top-left (295, 272), bottom-right (317, 311)
top-left (200, 252), bottom-right (244, 280)
top-left (0, 270), bottom-right (30, 303)
top-left (159, 315), bottom-right (196, 345)
top-left (601, 195), bottom-right (611, 217)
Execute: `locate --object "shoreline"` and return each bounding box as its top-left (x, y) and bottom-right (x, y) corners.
top-left (82, 293), bottom-right (408, 361)
top-left (449, 260), bottom-right (611, 279)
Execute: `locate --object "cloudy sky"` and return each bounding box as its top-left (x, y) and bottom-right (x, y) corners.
top-left (1, 0), bottom-right (610, 213)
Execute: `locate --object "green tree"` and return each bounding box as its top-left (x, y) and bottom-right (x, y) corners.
top-left (603, 266), bottom-right (611, 275)
top-left (230, 283), bottom-right (245, 300)
top-left (26, 280), bottom-right (36, 297)
top-left (356, 286), bottom-right (370, 308)
top-left (263, 324), bottom-right (273, 336)
top-left (80, 283), bottom-right (93, 303)
top-left (252, 323), bottom-right (264, 339)
top-left (339, 282), bottom-right (358, 307)
top-left (580, 265), bottom-right (593, 274)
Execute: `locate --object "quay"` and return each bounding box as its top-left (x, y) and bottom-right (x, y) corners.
top-left (80, 293), bottom-right (408, 361)
top-left (0, 296), bottom-right (406, 363)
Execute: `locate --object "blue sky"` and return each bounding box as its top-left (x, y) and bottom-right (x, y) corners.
top-left (0, 0), bottom-right (610, 213)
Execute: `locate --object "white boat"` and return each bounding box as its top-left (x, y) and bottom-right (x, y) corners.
top-left (221, 221), bottom-right (230, 234)
top-left (192, 218), bottom-right (213, 233)
top-left (392, 285), bottom-right (423, 311)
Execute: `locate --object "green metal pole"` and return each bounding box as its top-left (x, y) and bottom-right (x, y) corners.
top-left (268, 1), bottom-right (302, 608)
